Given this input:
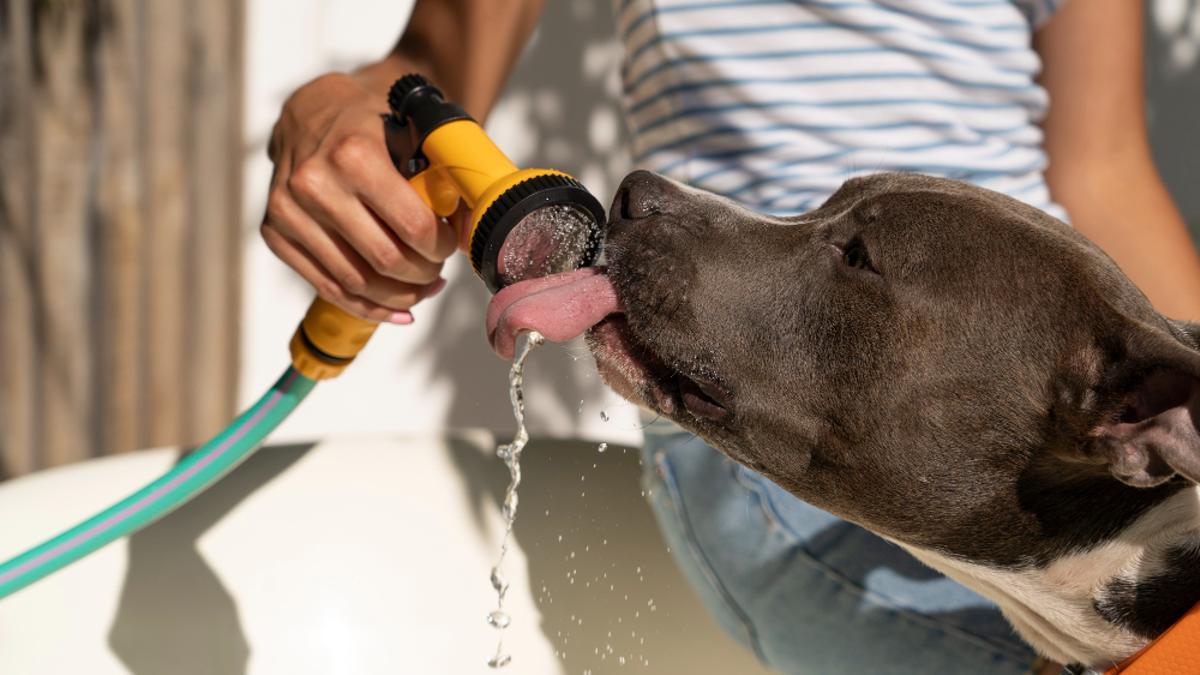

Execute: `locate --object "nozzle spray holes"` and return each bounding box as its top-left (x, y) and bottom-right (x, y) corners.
top-left (497, 204), bottom-right (597, 288)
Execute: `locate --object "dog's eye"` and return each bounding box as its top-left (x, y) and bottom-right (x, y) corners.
top-left (840, 238), bottom-right (879, 274)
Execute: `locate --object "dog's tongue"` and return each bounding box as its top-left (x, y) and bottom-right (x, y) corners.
top-left (486, 267), bottom-right (621, 359)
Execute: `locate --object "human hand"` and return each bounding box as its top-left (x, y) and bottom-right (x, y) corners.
top-left (262, 70), bottom-right (459, 324)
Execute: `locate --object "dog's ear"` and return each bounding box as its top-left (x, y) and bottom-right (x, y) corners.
top-left (1088, 320), bottom-right (1200, 487)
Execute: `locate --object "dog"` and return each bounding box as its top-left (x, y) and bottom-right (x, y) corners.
top-left (488, 169), bottom-right (1200, 669)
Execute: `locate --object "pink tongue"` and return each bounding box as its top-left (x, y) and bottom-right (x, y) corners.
top-left (486, 267), bottom-right (622, 359)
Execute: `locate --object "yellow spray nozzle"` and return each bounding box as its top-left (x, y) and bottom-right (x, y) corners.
top-left (386, 74), bottom-right (605, 292)
top-left (289, 74), bottom-right (606, 380)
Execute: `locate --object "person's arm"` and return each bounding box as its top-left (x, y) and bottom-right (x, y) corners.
top-left (261, 0), bottom-right (545, 322)
top-left (1035, 0), bottom-right (1200, 320)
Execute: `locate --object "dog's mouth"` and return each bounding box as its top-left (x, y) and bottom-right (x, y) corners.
top-left (587, 316), bottom-right (733, 423)
top-left (485, 268), bottom-right (733, 424)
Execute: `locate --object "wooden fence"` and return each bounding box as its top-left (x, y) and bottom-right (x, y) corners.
top-left (0, 0), bottom-right (244, 478)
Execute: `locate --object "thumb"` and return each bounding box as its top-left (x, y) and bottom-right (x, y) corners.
top-left (452, 202), bottom-right (474, 253)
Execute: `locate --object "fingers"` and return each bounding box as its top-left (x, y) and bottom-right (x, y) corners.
top-left (451, 203), bottom-right (474, 253)
top-left (261, 220), bottom-right (411, 324)
top-left (260, 72), bottom-right (463, 318)
top-left (327, 133), bottom-right (460, 263)
top-left (263, 189), bottom-right (445, 321)
top-left (287, 160), bottom-right (445, 286)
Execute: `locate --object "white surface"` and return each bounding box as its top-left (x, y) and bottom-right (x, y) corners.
top-left (0, 434), bottom-right (555, 675)
top-left (0, 434), bottom-right (773, 675)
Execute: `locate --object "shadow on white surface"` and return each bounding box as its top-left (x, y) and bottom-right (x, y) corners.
top-left (0, 433), bottom-right (773, 675)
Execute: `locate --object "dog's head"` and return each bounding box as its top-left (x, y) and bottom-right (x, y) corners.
top-left (589, 170), bottom-right (1200, 567)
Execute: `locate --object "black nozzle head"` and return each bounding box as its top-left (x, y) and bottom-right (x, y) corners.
top-left (472, 174), bottom-right (607, 293)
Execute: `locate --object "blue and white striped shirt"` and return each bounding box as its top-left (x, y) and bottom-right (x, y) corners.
top-left (614, 0), bottom-right (1067, 219)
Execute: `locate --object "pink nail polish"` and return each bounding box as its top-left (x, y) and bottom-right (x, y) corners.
top-left (388, 311), bottom-right (414, 325)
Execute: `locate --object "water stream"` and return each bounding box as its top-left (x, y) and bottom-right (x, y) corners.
top-left (487, 330), bottom-right (545, 669)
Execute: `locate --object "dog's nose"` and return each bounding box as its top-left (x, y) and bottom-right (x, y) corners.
top-left (612, 170), bottom-right (666, 220)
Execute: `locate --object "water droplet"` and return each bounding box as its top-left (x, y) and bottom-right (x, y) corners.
top-left (600, 410), bottom-right (610, 422)
top-left (619, 656), bottom-right (627, 666)
top-left (490, 568), bottom-right (508, 595)
top-left (598, 442), bottom-right (608, 453)
top-left (488, 610), bottom-right (511, 629)
top-left (487, 653), bottom-right (512, 668)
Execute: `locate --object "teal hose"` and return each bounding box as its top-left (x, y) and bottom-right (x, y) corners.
top-left (0, 367), bottom-right (316, 599)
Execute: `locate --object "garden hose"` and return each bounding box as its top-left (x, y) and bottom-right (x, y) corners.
top-left (0, 368), bottom-right (315, 598)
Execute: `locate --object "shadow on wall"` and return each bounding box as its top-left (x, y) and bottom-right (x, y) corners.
top-left (1146, 0), bottom-right (1200, 232)
top-left (419, 0), bottom-right (631, 434)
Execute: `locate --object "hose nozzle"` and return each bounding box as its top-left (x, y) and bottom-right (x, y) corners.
top-left (289, 74), bottom-right (607, 380)
top-left (385, 74), bottom-right (606, 292)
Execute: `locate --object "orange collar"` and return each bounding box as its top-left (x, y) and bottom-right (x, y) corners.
top-left (1103, 601), bottom-right (1200, 674)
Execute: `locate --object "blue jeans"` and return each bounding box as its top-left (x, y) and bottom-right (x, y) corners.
top-left (640, 417), bottom-right (1038, 674)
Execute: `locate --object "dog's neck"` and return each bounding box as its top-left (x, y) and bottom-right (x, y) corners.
top-left (893, 486), bottom-right (1200, 668)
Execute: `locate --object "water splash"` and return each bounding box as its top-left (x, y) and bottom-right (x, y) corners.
top-left (498, 205), bottom-right (597, 286)
top-left (488, 330), bottom-right (545, 669)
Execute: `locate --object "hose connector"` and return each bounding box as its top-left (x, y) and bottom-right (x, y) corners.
top-left (289, 298), bottom-right (379, 380)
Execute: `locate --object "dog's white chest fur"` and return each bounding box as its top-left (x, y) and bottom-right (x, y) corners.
top-left (891, 487), bottom-right (1200, 667)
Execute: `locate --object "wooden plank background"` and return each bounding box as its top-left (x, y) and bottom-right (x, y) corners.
top-left (0, 0), bottom-right (244, 478)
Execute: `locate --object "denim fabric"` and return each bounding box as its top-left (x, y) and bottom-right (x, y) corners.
top-left (640, 418), bottom-right (1038, 674)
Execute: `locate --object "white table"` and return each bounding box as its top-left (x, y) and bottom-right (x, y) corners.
top-left (0, 432), bottom-right (770, 675)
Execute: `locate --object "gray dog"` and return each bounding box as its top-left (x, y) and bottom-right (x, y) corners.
top-left (488, 170), bottom-right (1200, 670)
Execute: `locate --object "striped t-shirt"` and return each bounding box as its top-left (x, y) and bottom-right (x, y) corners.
top-left (614, 0), bottom-right (1067, 220)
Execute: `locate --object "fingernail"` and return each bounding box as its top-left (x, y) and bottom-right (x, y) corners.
top-left (426, 277), bottom-right (448, 297)
top-left (388, 311), bottom-right (414, 325)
